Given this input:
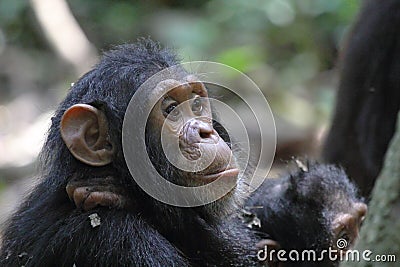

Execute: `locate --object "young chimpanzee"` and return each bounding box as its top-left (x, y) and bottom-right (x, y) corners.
top-left (0, 39), bottom-right (258, 266)
top-left (246, 163), bottom-right (367, 267)
top-left (323, 0), bottom-right (400, 197)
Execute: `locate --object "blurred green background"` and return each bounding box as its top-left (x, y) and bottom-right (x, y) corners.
top-left (0, 0), bottom-right (360, 219)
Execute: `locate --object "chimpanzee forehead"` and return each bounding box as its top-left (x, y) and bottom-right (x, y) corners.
top-left (151, 77), bottom-right (208, 104)
top-left (165, 83), bottom-right (201, 102)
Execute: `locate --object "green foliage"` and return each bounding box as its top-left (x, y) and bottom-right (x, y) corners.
top-left (0, 0), bottom-right (361, 126)
top-left (216, 46), bottom-right (264, 72)
top-left (0, 0), bottom-right (27, 23)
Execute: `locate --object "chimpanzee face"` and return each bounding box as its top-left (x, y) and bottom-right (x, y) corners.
top-left (146, 76), bottom-right (239, 187)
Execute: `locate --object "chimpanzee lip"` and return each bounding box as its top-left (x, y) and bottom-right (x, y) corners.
top-left (200, 168), bottom-right (240, 182)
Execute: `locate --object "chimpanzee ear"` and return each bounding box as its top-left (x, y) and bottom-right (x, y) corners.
top-left (60, 104), bottom-right (114, 166)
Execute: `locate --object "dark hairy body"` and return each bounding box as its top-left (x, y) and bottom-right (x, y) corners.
top-left (323, 0), bottom-right (400, 197)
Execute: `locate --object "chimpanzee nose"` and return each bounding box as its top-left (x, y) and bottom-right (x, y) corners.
top-left (198, 121), bottom-right (213, 139)
top-left (182, 119), bottom-right (216, 144)
top-left (355, 202), bottom-right (367, 218)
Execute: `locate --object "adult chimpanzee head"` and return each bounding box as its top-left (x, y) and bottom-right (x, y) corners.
top-left (56, 39), bottom-right (241, 216)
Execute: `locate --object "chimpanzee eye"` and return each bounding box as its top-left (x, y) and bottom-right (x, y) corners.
top-left (337, 230), bottom-right (351, 248)
top-left (164, 103), bottom-right (179, 119)
top-left (339, 232), bottom-right (349, 241)
top-left (165, 104), bottom-right (176, 114)
top-left (192, 98), bottom-right (203, 115)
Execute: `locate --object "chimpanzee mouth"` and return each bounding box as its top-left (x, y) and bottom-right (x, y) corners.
top-left (200, 167), bottom-right (240, 182)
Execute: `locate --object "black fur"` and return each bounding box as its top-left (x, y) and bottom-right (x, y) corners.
top-left (323, 0), bottom-right (400, 197)
top-left (0, 39), bottom-right (257, 267)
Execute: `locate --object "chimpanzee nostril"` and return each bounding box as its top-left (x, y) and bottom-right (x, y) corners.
top-left (200, 131), bottom-right (211, 139)
top-left (198, 122), bottom-right (213, 139)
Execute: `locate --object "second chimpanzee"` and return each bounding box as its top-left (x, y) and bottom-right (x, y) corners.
top-left (246, 163), bottom-right (367, 267)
